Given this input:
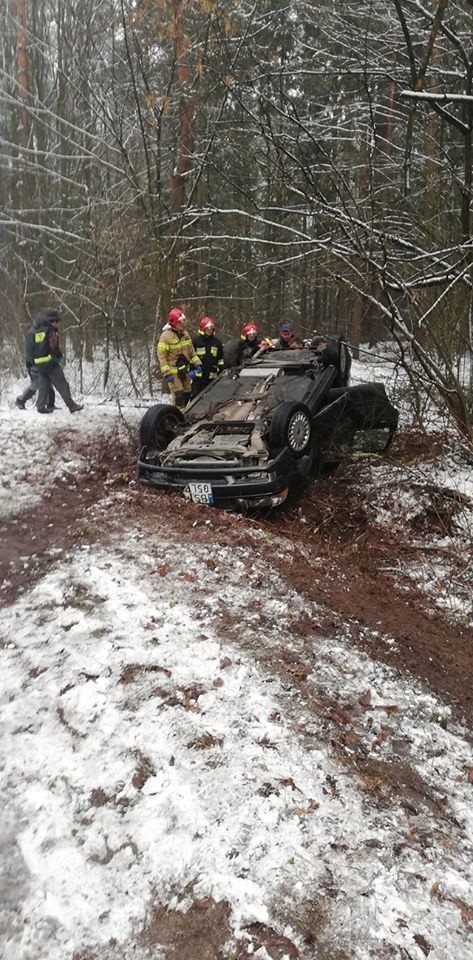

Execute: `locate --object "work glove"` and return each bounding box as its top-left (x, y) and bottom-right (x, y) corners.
top-left (164, 373), bottom-right (175, 384)
top-left (189, 366), bottom-right (203, 380)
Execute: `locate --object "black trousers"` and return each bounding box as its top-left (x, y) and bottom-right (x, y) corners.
top-left (36, 364), bottom-right (75, 412)
top-left (18, 368), bottom-right (55, 407)
top-left (191, 376), bottom-right (213, 397)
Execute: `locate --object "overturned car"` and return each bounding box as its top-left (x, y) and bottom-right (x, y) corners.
top-left (137, 338), bottom-right (398, 510)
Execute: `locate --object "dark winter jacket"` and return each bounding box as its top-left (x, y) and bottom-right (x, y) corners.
top-left (223, 336), bottom-right (261, 368)
top-left (277, 334), bottom-right (303, 350)
top-left (240, 339), bottom-right (260, 362)
top-left (32, 313), bottom-right (63, 369)
top-left (192, 332), bottom-right (224, 385)
top-left (24, 325), bottom-right (36, 370)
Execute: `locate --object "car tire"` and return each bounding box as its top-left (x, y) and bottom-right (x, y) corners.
top-left (321, 337), bottom-right (351, 387)
top-left (269, 402), bottom-right (312, 459)
top-left (139, 404), bottom-right (185, 450)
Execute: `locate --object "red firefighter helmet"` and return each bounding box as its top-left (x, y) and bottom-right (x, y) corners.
top-left (168, 307), bottom-right (185, 330)
top-left (241, 322), bottom-right (258, 339)
top-left (199, 316), bottom-right (215, 333)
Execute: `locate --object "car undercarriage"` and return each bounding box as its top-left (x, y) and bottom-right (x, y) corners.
top-left (138, 342), bottom-right (399, 509)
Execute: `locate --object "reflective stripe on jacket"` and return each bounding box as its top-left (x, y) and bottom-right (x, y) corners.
top-left (192, 333), bottom-right (224, 381)
top-left (33, 322), bottom-right (61, 367)
top-left (157, 328), bottom-right (200, 376)
top-left (33, 330), bottom-right (53, 365)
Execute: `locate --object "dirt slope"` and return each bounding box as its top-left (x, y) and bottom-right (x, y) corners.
top-left (2, 430), bottom-right (471, 721)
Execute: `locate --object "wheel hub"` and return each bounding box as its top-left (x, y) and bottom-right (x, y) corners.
top-left (288, 411), bottom-right (311, 452)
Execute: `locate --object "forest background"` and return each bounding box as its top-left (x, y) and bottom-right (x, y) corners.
top-left (1, 0), bottom-right (472, 438)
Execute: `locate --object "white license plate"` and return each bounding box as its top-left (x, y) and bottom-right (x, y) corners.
top-left (185, 481), bottom-right (214, 505)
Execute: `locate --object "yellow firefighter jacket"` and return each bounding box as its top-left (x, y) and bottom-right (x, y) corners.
top-left (157, 327), bottom-right (201, 377)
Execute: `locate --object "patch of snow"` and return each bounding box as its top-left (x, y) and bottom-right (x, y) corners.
top-left (2, 536), bottom-right (473, 959)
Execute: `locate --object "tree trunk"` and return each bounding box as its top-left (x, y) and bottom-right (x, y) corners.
top-left (16, 0), bottom-right (30, 211)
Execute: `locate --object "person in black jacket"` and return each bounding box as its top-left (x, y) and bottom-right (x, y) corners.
top-left (191, 316), bottom-right (224, 395)
top-left (277, 321), bottom-right (303, 350)
top-left (32, 309), bottom-right (83, 414)
top-left (15, 319), bottom-right (56, 410)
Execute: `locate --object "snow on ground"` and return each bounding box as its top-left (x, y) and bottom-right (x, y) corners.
top-left (2, 532), bottom-right (473, 960)
top-left (0, 365), bottom-right (152, 517)
top-left (350, 351), bottom-right (473, 624)
top-left (347, 454), bottom-right (473, 625)
top-left (1, 356), bottom-right (473, 959)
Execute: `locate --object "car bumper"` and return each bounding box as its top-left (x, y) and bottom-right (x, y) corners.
top-left (137, 447), bottom-right (300, 508)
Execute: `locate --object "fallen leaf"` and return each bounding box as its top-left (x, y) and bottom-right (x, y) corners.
top-left (284, 662), bottom-right (312, 680)
top-left (279, 777), bottom-right (297, 790)
top-left (431, 884), bottom-right (473, 927)
top-left (327, 706), bottom-right (352, 724)
top-left (189, 733), bottom-right (224, 750)
top-left (460, 902), bottom-right (473, 925)
top-left (413, 933), bottom-right (432, 956)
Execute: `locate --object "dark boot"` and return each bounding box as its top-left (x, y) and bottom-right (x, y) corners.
top-left (68, 402), bottom-right (83, 413)
top-left (15, 386), bottom-right (36, 409)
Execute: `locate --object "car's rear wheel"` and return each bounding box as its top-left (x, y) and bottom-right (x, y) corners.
top-left (320, 337), bottom-right (351, 387)
top-left (269, 402), bottom-right (312, 459)
top-left (139, 404), bottom-right (185, 450)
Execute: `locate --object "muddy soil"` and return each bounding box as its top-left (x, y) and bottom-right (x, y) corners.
top-left (2, 430), bottom-right (472, 724)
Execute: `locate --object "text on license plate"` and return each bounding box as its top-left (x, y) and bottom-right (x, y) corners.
top-left (186, 481), bottom-right (214, 505)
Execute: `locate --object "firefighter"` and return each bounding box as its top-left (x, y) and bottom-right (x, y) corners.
top-left (157, 307), bottom-right (202, 409)
top-left (224, 322), bottom-right (272, 367)
top-left (239, 322), bottom-right (261, 361)
top-left (191, 316), bottom-right (224, 395)
top-left (33, 309), bottom-right (83, 414)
